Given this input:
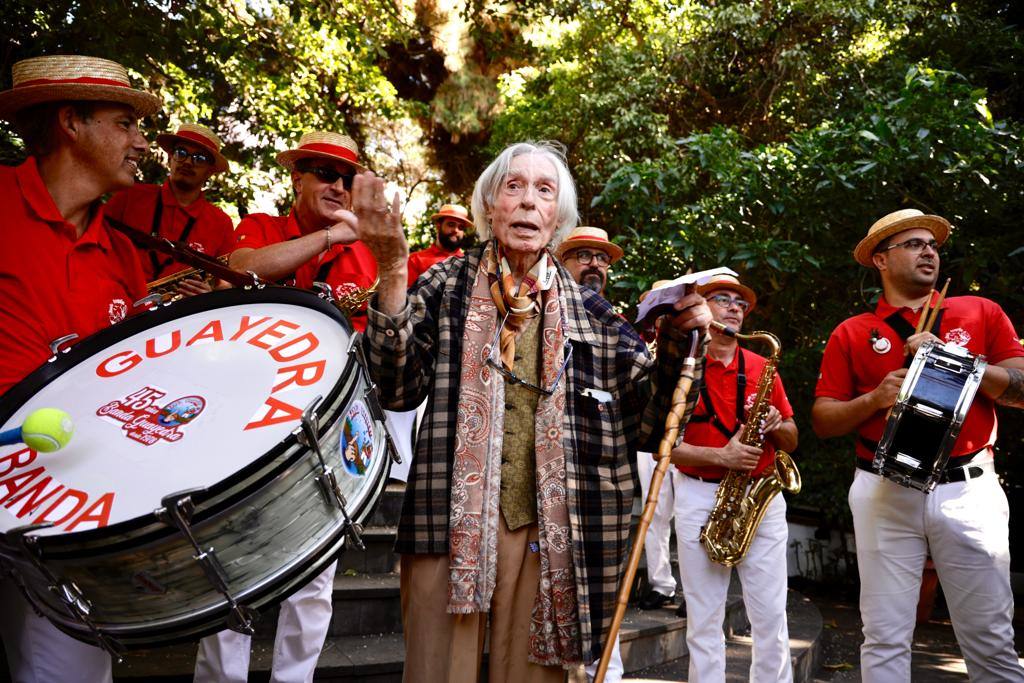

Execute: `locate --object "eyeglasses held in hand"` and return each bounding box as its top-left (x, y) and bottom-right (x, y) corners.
top-left (571, 249), bottom-right (610, 266)
top-left (880, 238), bottom-right (941, 254)
top-left (173, 146), bottom-right (214, 167)
top-left (485, 312), bottom-right (572, 396)
top-left (707, 293), bottom-right (751, 312)
top-left (297, 162), bottom-right (356, 190)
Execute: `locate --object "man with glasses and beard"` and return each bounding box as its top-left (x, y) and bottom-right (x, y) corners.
top-left (813, 209), bottom-right (1024, 682)
top-left (229, 130), bottom-right (377, 331)
top-left (105, 122), bottom-right (234, 298)
top-left (194, 131), bottom-right (376, 683)
top-left (554, 226), bottom-right (621, 296)
top-left (407, 203), bottom-right (470, 286)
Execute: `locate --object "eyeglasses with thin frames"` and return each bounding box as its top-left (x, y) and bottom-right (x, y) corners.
top-left (173, 146), bottom-right (214, 167)
top-left (707, 293), bottom-right (751, 312)
top-left (880, 237), bottom-right (940, 254)
top-left (571, 249), bottom-right (610, 266)
top-left (486, 312), bottom-right (572, 396)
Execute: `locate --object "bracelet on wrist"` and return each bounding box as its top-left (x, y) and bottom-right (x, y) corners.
top-left (324, 228), bottom-right (332, 252)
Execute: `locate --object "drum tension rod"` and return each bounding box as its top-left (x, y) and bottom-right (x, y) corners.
top-left (352, 342), bottom-right (402, 465)
top-left (6, 523), bottom-right (127, 660)
top-left (297, 397), bottom-right (365, 550)
top-left (47, 333), bottom-right (78, 361)
top-left (155, 490), bottom-right (259, 635)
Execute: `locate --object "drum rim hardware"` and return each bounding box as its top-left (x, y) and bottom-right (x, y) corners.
top-left (154, 489), bottom-right (260, 635)
top-left (295, 396), bottom-right (365, 550)
top-left (873, 340), bottom-right (988, 493)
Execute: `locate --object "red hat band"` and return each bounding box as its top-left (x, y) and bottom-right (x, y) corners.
top-left (300, 142), bottom-right (358, 165)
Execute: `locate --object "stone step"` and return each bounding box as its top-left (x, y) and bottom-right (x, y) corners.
top-left (250, 573), bottom-right (402, 638)
top-left (111, 602), bottom-right (723, 682)
top-left (336, 526), bottom-right (399, 574)
top-left (366, 482), bottom-right (406, 528)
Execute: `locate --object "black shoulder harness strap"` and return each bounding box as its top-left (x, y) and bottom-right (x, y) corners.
top-left (690, 350), bottom-right (746, 439)
top-left (149, 191), bottom-right (198, 279)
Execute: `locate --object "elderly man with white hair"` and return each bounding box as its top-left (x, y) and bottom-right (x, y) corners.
top-left (345, 140), bottom-right (712, 682)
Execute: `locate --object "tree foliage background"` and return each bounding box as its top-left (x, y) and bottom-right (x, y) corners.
top-left (3, 0), bottom-right (1024, 550)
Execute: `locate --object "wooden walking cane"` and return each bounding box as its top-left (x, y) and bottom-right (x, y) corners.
top-left (594, 326), bottom-right (703, 682)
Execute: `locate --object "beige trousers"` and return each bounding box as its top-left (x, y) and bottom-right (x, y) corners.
top-left (400, 518), bottom-right (568, 683)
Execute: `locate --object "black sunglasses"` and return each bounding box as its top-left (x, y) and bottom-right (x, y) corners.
top-left (297, 162), bottom-right (356, 190)
top-left (172, 146), bottom-right (214, 167)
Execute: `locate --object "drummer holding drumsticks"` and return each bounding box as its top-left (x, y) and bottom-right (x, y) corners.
top-left (0, 55), bottom-right (159, 683)
top-left (812, 209), bottom-right (1024, 682)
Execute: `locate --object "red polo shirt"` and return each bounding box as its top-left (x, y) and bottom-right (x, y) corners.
top-left (679, 346), bottom-right (794, 479)
top-left (233, 210), bottom-right (377, 332)
top-left (815, 293), bottom-right (1024, 461)
top-left (104, 181), bottom-right (235, 281)
top-left (0, 158), bottom-right (147, 394)
top-left (408, 243), bottom-right (463, 286)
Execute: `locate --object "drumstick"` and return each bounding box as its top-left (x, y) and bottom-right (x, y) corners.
top-left (923, 278), bottom-right (950, 334)
top-left (913, 289), bottom-right (935, 337)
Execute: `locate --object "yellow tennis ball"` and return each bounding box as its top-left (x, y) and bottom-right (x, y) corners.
top-left (22, 408), bottom-right (74, 453)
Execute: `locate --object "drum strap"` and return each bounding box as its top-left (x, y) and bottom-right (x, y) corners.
top-left (857, 436), bottom-right (984, 471)
top-left (881, 309), bottom-right (946, 367)
top-left (691, 351), bottom-right (746, 439)
top-left (149, 193), bottom-right (198, 279)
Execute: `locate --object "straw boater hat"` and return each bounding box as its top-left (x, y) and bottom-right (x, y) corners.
top-left (156, 123), bottom-right (229, 173)
top-left (853, 209), bottom-right (951, 268)
top-left (0, 55), bottom-right (161, 120)
top-left (696, 273), bottom-right (758, 314)
top-left (430, 203), bottom-right (473, 228)
top-left (276, 131), bottom-right (366, 172)
top-left (554, 226), bottom-right (624, 263)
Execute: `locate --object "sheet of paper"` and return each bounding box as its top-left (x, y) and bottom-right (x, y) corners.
top-left (635, 266), bottom-right (738, 326)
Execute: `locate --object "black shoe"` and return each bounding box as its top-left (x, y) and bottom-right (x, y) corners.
top-left (675, 600), bottom-right (686, 618)
top-left (638, 590), bottom-right (674, 610)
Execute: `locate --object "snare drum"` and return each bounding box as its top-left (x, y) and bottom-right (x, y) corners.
top-left (873, 340), bottom-right (987, 492)
top-left (0, 288), bottom-right (394, 652)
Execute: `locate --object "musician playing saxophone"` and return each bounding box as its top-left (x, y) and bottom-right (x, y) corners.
top-left (811, 209), bottom-right (1024, 682)
top-left (104, 122), bottom-right (235, 298)
top-left (667, 273), bottom-right (798, 683)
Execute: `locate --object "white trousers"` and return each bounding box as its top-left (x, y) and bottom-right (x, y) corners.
top-left (194, 561), bottom-right (337, 683)
top-left (674, 475), bottom-right (792, 683)
top-left (0, 580), bottom-right (111, 683)
top-left (636, 451), bottom-right (678, 596)
top-left (849, 466), bottom-right (1024, 682)
top-left (584, 635), bottom-right (623, 682)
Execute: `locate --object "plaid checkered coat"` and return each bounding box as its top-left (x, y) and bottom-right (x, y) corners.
top-left (363, 245), bottom-right (701, 662)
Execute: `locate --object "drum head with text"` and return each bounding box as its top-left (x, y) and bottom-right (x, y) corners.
top-left (0, 289), bottom-right (353, 536)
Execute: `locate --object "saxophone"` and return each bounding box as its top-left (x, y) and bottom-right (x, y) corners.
top-left (146, 255), bottom-right (230, 303)
top-left (315, 276), bottom-right (380, 319)
top-left (698, 322), bottom-right (802, 567)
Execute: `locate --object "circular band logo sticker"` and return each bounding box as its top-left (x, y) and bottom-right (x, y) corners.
top-left (158, 396), bottom-right (206, 427)
top-left (340, 401), bottom-right (374, 477)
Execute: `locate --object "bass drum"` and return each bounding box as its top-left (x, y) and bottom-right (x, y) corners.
top-left (0, 287), bottom-right (394, 651)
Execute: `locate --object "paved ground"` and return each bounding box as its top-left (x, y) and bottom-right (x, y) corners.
top-left (624, 577), bottom-right (1024, 682)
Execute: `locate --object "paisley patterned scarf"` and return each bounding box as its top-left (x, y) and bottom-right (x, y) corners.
top-left (447, 241), bottom-right (581, 666)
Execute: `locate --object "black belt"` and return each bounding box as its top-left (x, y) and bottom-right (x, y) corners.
top-left (855, 457), bottom-right (986, 483)
top-left (683, 472), bottom-right (766, 485)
